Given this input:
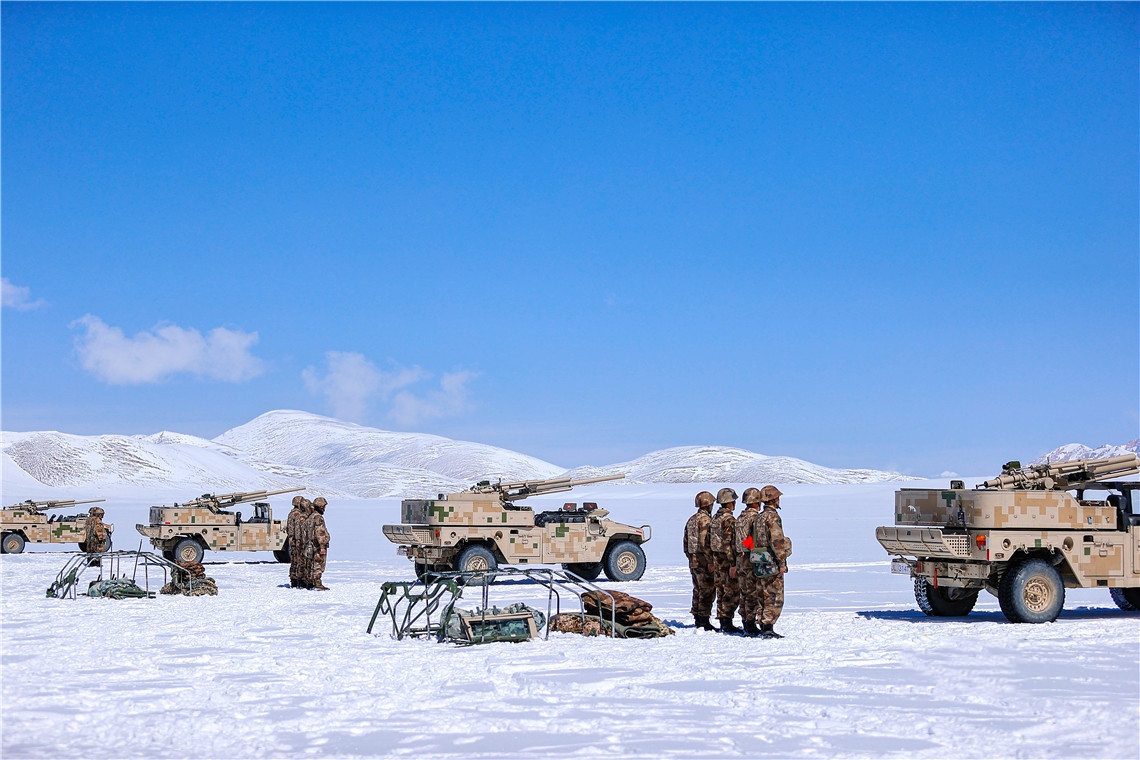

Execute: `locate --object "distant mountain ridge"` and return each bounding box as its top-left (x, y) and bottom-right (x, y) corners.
top-left (3, 410), bottom-right (914, 498)
top-left (1031, 440), bottom-right (1140, 465)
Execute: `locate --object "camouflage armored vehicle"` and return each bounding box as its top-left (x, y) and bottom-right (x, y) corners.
top-left (1, 499), bottom-right (112, 554)
top-left (135, 487), bottom-right (304, 564)
top-left (877, 454), bottom-right (1140, 623)
top-left (383, 474), bottom-right (652, 581)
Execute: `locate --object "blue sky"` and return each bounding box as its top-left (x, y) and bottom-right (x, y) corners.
top-left (3, 2), bottom-right (1137, 476)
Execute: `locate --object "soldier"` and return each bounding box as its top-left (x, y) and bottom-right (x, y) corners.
top-left (752, 485), bottom-right (792, 639)
top-left (683, 491), bottom-right (717, 630)
top-left (82, 506), bottom-right (109, 553)
top-left (710, 487), bottom-right (742, 633)
top-left (307, 497), bottom-right (331, 590)
top-left (735, 488), bottom-right (764, 637)
top-left (286, 495), bottom-right (310, 588)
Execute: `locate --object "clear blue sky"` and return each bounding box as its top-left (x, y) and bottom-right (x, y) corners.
top-left (3, 3), bottom-right (1137, 476)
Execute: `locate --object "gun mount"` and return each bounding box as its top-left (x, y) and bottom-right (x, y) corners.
top-left (173, 487), bottom-right (304, 514)
top-left (978, 454), bottom-right (1139, 491)
top-left (4, 498), bottom-right (105, 514)
top-left (467, 474), bottom-right (625, 503)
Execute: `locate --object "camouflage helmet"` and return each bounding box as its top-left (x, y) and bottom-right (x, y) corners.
top-left (312, 497), bottom-right (328, 509)
top-left (716, 487), bottom-right (738, 505)
top-left (291, 495), bottom-right (305, 508)
top-left (741, 487), bottom-right (763, 505)
top-left (760, 485), bottom-right (783, 503)
top-left (694, 491), bottom-right (715, 510)
top-left (89, 506), bottom-right (105, 518)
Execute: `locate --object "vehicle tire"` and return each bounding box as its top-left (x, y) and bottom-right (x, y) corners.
top-left (2, 533), bottom-right (26, 554)
top-left (1110, 587), bottom-right (1140, 611)
top-left (173, 538), bottom-right (205, 564)
top-left (272, 546), bottom-right (291, 563)
top-left (603, 541), bottom-right (646, 582)
top-left (102, 537), bottom-right (113, 553)
top-left (563, 562), bottom-right (603, 581)
top-left (998, 558), bottom-right (1065, 623)
top-left (454, 544), bottom-right (497, 583)
top-left (913, 577), bottom-right (978, 616)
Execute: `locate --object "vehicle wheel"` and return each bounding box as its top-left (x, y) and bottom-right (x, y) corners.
top-left (102, 537), bottom-right (113, 553)
top-left (998, 558), bottom-right (1065, 623)
top-left (563, 562), bottom-right (603, 581)
top-left (913, 578), bottom-right (978, 616)
top-left (454, 545), bottom-right (497, 583)
top-left (2, 533), bottom-right (26, 554)
top-left (1110, 587), bottom-right (1140, 611)
top-left (173, 538), bottom-right (205, 564)
top-left (272, 547), bottom-right (291, 563)
top-left (603, 541), bottom-right (646, 582)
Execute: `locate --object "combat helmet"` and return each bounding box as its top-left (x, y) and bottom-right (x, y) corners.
top-left (716, 488), bottom-right (738, 505)
top-left (89, 506), bottom-right (105, 518)
top-left (694, 491), bottom-right (715, 510)
top-left (741, 487), bottom-right (763, 505)
top-left (312, 497), bottom-right (328, 511)
top-left (759, 485), bottom-right (783, 503)
top-left (292, 495), bottom-right (305, 508)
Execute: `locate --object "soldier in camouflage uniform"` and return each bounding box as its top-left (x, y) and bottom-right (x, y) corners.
top-left (286, 495), bottom-right (310, 588)
top-left (710, 488), bottom-right (742, 633)
top-left (734, 488), bottom-right (764, 637)
top-left (82, 506), bottom-right (109, 555)
top-left (683, 491), bottom-right (717, 630)
top-left (307, 497), bottom-right (331, 590)
top-left (753, 485), bottom-right (792, 638)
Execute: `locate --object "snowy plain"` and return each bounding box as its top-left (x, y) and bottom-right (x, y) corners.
top-left (3, 480), bottom-right (1138, 759)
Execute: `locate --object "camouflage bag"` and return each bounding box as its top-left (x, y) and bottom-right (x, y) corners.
top-left (750, 548), bottom-right (780, 578)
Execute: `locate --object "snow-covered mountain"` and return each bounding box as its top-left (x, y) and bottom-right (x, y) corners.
top-left (566, 445), bottom-right (913, 485)
top-left (2, 410), bottom-right (914, 500)
top-left (1031, 440), bottom-right (1140, 465)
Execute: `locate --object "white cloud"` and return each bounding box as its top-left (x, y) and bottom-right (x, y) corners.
top-left (72, 315), bottom-right (265, 385)
top-left (939, 471), bottom-right (960, 478)
top-left (2, 278), bottom-right (46, 310)
top-left (391, 370), bottom-right (478, 426)
top-left (303, 352), bottom-right (476, 426)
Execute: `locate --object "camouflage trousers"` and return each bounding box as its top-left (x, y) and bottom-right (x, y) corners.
top-left (758, 575), bottom-right (785, 626)
top-left (309, 550), bottom-right (327, 585)
top-left (687, 554), bottom-right (716, 617)
top-left (289, 541), bottom-right (309, 587)
top-left (737, 556), bottom-right (762, 624)
top-left (713, 555), bottom-right (740, 619)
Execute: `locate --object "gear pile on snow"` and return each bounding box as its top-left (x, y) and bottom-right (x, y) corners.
top-left (550, 590), bottom-right (674, 638)
top-left (160, 561), bottom-right (218, 597)
top-left (86, 578), bottom-right (151, 599)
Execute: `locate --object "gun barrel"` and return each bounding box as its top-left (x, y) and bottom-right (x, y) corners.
top-left (5, 497), bottom-right (106, 510)
top-left (566, 473), bottom-right (626, 487)
top-left (981, 454), bottom-right (1139, 489)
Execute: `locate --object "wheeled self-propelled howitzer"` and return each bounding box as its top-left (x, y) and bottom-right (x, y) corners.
top-left (877, 454), bottom-right (1140, 623)
top-left (2, 498), bottom-right (110, 554)
top-left (383, 474), bottom-right (653, 581)
top-left (136, 487), bottom-right (304, 564)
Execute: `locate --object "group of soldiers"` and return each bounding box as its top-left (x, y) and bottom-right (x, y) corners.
top-left (285, 495), bottom-right (332, 590)
top-left (684, 485), bottom-right (792, 638)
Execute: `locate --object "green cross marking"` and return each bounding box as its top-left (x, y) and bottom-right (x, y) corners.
top-left (941, 491), bottom-right (956, 506)
top-left (556, 526), bottom-right (568, 538)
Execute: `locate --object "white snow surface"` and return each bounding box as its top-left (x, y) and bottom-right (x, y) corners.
top-left (2, 410), bottom-right (914, 500)
top-left (3, 480), bottom-right (1137, 759)
top-left (1032, 439), bottom-right (1140, 465)
top-left (566, 445), bottom-right (914, 484)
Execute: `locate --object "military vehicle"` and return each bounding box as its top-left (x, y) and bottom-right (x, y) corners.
top-left (1, 498), bottom-right (111, 554)
top-left (383, 474), bottom-right (652, 581)
top-left (877, 454), bottom-right (1140, 623)
top-left (135, 487), bottom-right (304, 564)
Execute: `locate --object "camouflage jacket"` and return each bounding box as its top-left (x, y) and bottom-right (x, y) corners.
top-left (286, 507), bottom-right (305, 542)
top-left (753, 505), bottom-right (792, 562)
top-left (734, 506), bottom-right (761, 555)
top-left (682, 509), bottom-right (712, 557)
top-left (709, 506), bottom-right (737, 559)
top-left (83, 515), bottom-right (106, 549)
top-left (308, 513), bottom-right (330, 551)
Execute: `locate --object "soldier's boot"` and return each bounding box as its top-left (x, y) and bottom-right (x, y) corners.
top-left (742, 620), bottom-right (762, 637)
top-left (718, 617), bottom-right (742, 634)
top-left (694, 615), bottom-right (716, 631)
top-left (759, 624), bottom-right (783, 639)
top-left (313, 580), bottom-right (330, 591)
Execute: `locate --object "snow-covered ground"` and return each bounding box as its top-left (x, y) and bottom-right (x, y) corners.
top-left (3, 481), bottom-right (1138, 759)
